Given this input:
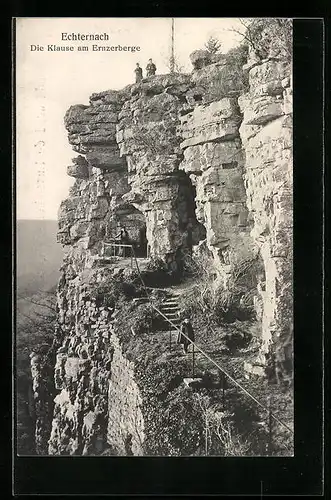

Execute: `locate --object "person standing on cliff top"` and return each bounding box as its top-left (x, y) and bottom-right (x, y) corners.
top-left (134, 63), bottom-right (143, 83)
top-left (146, 58), bottom-right (156, 77)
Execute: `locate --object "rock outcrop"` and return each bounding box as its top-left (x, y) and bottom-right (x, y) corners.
top-left (30, 21), bottom-right (293, 456)
top-left (48, 268), bottom-right (114, 455)
top-left (115, 74), bottom-right (204, 268)
top-left (30, 349), bottom-right (56, 455)
top-left (178, 95), bottom-right (255, 282)
top-left (238, 31), bottom-right (293, 384)
top-left (106, 333), bottom-right (144, 456)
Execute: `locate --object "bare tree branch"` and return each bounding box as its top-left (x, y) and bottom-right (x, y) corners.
top-left (17, 296), bottom-right (56, 313)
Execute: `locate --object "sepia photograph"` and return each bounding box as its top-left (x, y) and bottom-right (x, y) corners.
top-left (15, 17), bottom-right (294, 458)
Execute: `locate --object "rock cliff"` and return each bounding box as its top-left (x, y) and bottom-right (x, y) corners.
top-left (30, 21), bottom-right (293, 455)
top-left (238, 50), bottom-right (292, 380)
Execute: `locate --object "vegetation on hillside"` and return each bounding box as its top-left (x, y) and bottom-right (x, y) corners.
top-left (180, 250), bottom-right (262, 325)
top-left (16, 291), bottom-right (58, 455)
top-left (97, 253), bottom-right (292, 456)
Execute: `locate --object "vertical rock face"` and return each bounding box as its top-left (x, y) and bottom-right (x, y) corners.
top-left (48, 270), bottom-right (114, 455)
top-left (59, 91), bottom-right (132, 271)
top-left (60, 77), bottom-right (204, 271)
top-left (179, 95), bottom-right (256, 279)
top-left (238, 27), bottom-right (293, 381)
top-left (107, 335), bottom-right (144, 455)
top-left (31, 24), bottom-right (293, 455)
top-left (30, 350), bottom-right (56, 455)
top-left (58, 65), bottom-right (256, 276)
top-left (177, 46), bottom-right (259, 294)
top-left (115, 74), bottom-right (204, 268)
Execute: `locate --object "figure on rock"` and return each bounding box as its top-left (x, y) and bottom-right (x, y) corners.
top-left (115, 225), bottom-right (130, 256)
top-left (177, 317), bottom-right (195, 354)
top-left (146, 58), bottom-right (157, 77)
top-left (134, 63), bottom-right (143, 83)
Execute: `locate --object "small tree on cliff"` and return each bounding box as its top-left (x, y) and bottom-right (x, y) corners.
top-left (230, 18), bottom-right (292, 61)
top-left (205, 36), bottom-right (222, 54)
top-left (195, 393), bottom-right (251, 456)
top-left (162, 53), bottom-right (185, 73)
top-left (168, 55), bottom-right (185, 73)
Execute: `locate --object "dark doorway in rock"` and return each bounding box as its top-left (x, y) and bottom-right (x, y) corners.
top-left (178, 173), bottom-right (206, 253)
top-left (173, 172), bottom-right (207, 278)
top-left (137, 225), bottom-right (148, 258)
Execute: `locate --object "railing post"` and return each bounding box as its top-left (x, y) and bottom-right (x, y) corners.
top-left (221, 372), bottom-right (226, 409)
top-left (192, 342), bottom-right (195, 378)
top-left (267, 396), bottom-right (273, 455)
top-left (205, 411), bottom-right (208, 456)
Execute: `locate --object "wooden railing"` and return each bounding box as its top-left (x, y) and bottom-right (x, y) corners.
top-left (102, 242), bottom-right (135, 267)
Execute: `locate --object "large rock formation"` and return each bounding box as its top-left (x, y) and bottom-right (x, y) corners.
top-left (48, 268), bottom-right (114, 455)
top-left (238, 28), bottom-right (293, 384)
top-left (178, 94), bottom-right (256, 282)
top-left (30, 349), bottom-right (56, 455)
top-left (115, 74), bottom-right (204, 268)
top-left (30, 21), bottom-right (293, 456)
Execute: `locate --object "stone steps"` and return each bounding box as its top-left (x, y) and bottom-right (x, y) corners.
top-left (160, 313), bottom-right (181, 322)
top-left (156, 290), bottom-right (182, 330)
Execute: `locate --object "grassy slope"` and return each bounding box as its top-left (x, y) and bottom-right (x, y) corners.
top-left (92, 257), bottom-right (294, 456)
top-left (172, 281), bottom-right (294, 456)
top-left (113, 287), bottom-right (293, 456)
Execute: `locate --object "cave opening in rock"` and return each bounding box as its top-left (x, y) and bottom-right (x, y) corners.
top-left (177, 171), bottom-right (206, 256)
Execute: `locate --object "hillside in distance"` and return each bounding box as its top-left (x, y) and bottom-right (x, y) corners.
top-left (17, 220), bottom-right (63, 296)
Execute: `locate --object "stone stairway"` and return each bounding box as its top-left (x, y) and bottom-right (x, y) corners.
top-left (158, 290), bottom-right (181, 336)
top-left (132, 288), bottom-right (182, 337)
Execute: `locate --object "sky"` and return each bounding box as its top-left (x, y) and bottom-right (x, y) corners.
top-left (16, 17), bottom-right (244, 220)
